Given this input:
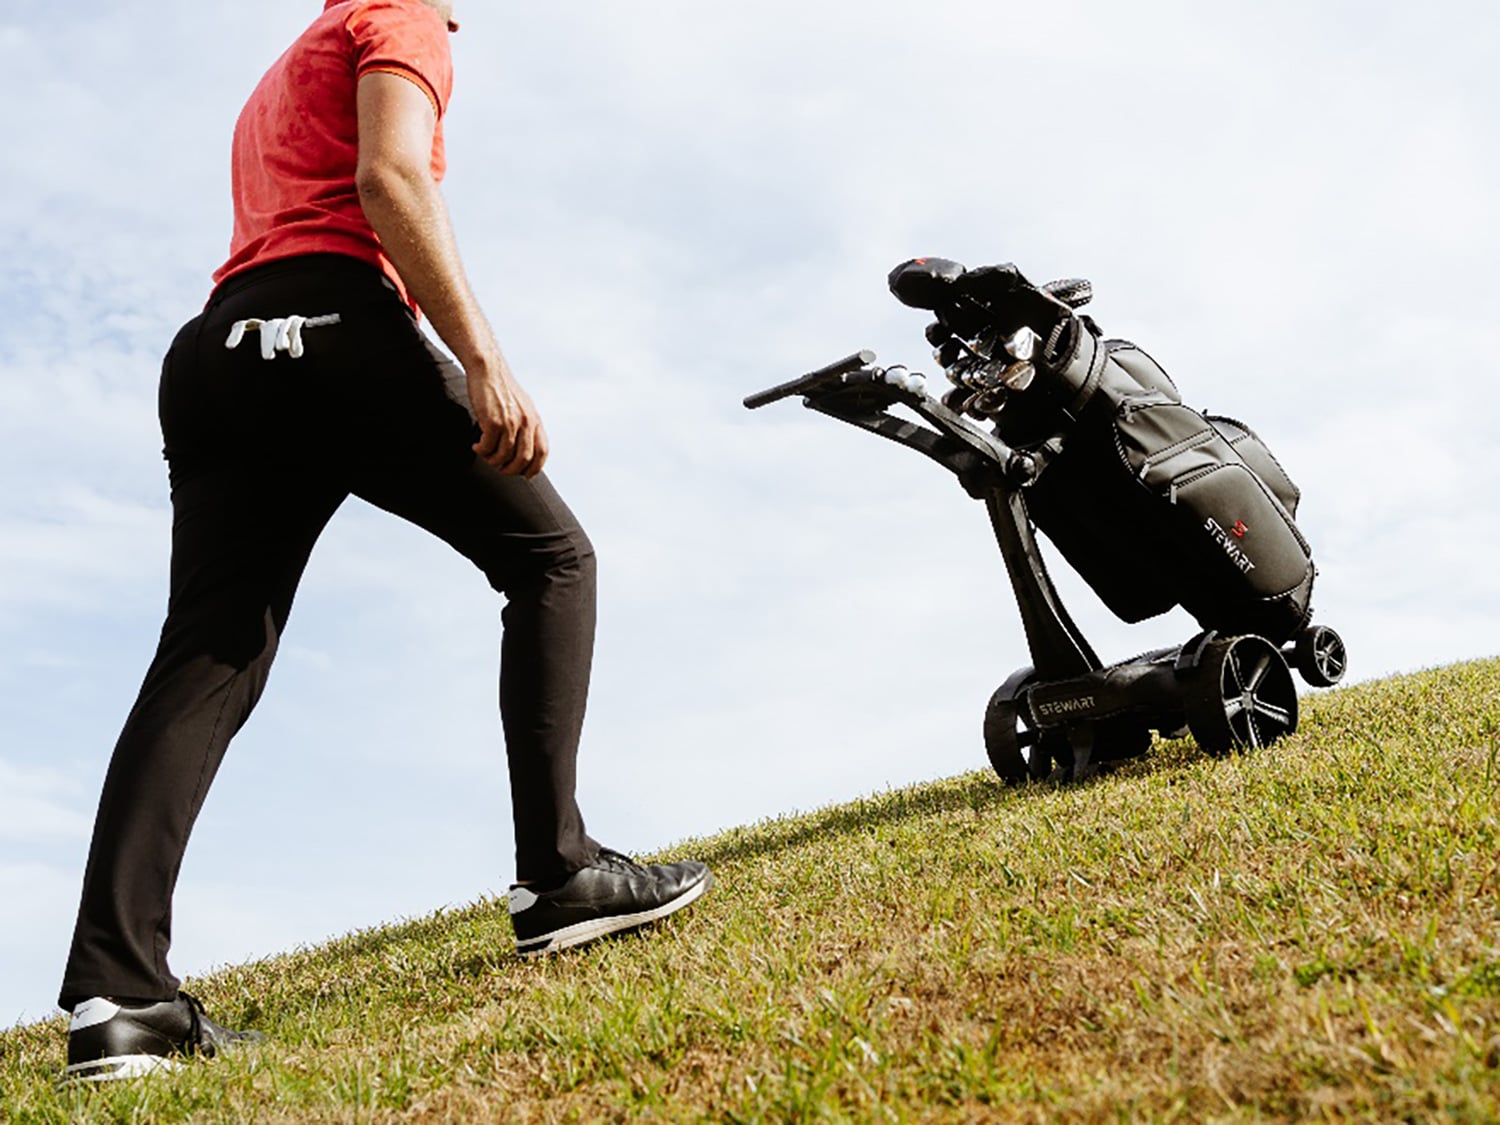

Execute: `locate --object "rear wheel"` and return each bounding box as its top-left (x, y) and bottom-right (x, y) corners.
top-left (1185, 635), bottom-right (1298, 756)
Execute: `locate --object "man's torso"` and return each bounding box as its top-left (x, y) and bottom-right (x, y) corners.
top-left (213, 0), bottom-right (454, 304)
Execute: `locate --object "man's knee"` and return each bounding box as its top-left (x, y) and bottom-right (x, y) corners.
top-left (484, 523), bottom-right (596, 597)
top-left (158, 602), bottom-right (282, 673)
top-left (547, 525), bottom-right (596, 588)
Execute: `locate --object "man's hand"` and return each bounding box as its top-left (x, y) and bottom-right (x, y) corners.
top-left (467, 362), bottom-right (549, 478)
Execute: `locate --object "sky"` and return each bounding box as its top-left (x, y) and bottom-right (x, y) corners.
top-left (1, 0), bottom-right (1496, 1027)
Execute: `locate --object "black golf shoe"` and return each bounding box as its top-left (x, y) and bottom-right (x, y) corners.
top-left (61, 991), bottom-right (264, 1085)
top-left (509, 849), bottom-right (712, 956)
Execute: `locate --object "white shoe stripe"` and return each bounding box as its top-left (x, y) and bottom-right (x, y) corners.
top-left (517, 875), bottom-right (710, 955)
top-left (69, 997), bottom-right (121, 1032)
top-left (508, 886), bottom-right (540, 913)
top-left (60, 1054), bottom-right (182, 1085)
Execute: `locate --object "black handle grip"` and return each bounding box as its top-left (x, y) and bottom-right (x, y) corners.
top-left (743, 350), bottom-right (877, 410)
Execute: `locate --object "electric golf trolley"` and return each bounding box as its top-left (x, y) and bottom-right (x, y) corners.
top-left (745, 258), bottom-right (1347, 784)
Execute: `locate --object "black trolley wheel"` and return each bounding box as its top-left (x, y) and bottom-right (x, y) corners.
top-left (1184, 635), bottom-right (1299, 756)
top-left (983, 681), bottom-right (1054, 785)
top-left (1293, 625), bottom-right (1347, 688)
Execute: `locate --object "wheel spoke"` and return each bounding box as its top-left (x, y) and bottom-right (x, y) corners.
top-left (1317, 639), bottom-right (1346, 677)
top-left (1246, 715), bottom-right (1264, 749)
top-left (1230, 710), bottom-right (1255, 749)
top-left (1253, 699), bottom-right (1292, 728)
top-left (1243, 651), bottom-right (1272, 691)
top-left (1224, 697), bottom-right (1246, 720)
top-left (1227, 651), bottom-right (1248, 693)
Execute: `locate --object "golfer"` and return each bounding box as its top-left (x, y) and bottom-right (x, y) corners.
top-left (59, 0), bottom-right (710, 1083)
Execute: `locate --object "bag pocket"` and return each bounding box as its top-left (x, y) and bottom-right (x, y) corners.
top-left (1207, 415), bottom-right (1301, 518)
top-left (1117, 401), bottom-right (1222, 491)
top-left (1114, 401), bottom-right (1313, 638)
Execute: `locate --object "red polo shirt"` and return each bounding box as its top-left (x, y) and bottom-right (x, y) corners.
top-left (213, 0), bottom-right (454, 306)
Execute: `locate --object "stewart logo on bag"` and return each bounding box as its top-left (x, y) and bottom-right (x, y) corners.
top-left (1205, 517), bottom-right (1256, 573)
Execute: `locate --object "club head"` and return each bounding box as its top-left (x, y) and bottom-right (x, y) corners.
top-left (1000, 360), bottom-right (1036, 391)
top-left (888, 257), bottom-right (967, 310)
top-left (1004, 327), bottom-right (1039, 362)
top-left (972, 388), bottom-right (1009, 415)
top-left (942, 386), bottom-right (975, 413)
top-left (934, 338), bottom-right (965, 369)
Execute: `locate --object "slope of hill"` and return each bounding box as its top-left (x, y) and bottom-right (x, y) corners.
top-left (3, 660), bottom-right (1498, 1121)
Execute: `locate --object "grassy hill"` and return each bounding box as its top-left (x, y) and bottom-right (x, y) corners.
top-left (3, 659), bottom-right (1498, 1122)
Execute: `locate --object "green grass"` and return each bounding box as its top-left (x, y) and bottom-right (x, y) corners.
top-left (3, 659), bottom-right (1499, 1122)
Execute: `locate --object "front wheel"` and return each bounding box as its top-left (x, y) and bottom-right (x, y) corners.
top-left (1293, 625), bottom-right (1347, 688)
top-left (1184, 635), bottom-right (1299, 756)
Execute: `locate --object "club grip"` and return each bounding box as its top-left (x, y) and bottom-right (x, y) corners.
top-left (743, 350), bottom-right (877, 410)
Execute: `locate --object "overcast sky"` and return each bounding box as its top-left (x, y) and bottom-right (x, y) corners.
top-left (2, 0), bottom-right (1496, 1026)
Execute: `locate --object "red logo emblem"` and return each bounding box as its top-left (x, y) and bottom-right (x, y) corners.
top-left (1232, 521), bottom-right (1249, 538)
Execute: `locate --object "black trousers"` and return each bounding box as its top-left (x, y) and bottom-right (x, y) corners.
top-left (60, 255), bottom-right (600, 1008)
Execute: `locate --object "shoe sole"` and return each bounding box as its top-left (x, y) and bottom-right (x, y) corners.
top-left (59, 1054), bottom-right (184, 1086)
top-left (516, 871), bottom-right (712, 956)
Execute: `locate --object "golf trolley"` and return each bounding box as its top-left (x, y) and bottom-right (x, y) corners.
top-left (745, 259), bottom-right (1347, 783)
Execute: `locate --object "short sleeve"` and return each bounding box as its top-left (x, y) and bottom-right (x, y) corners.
top-left (346, 0), bottom-right (454, 117)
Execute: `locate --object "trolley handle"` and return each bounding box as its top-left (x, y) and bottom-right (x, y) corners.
top-left (743, 350), bottom-right (877, 410)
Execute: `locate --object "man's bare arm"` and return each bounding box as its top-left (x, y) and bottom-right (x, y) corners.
top-left (354, 71), bottom-right (547, 477)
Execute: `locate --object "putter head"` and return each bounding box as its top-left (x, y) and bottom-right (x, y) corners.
top-left (888, 257), bottom-right (967, 310)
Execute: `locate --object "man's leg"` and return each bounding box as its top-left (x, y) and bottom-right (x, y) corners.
top-left (340, 325), bottom-right (710, 955)
top-left (59, 464), bottom-right (343, 1008)
top-left (349, 407), bottom-right (601, 884)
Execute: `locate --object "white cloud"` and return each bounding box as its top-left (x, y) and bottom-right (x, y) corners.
top-left (0, 488), bottom-right (166, 622)
top-left (0, 861), bottom-right (79, 1026)
top-left (0, 761), bottom-right (92, 843)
